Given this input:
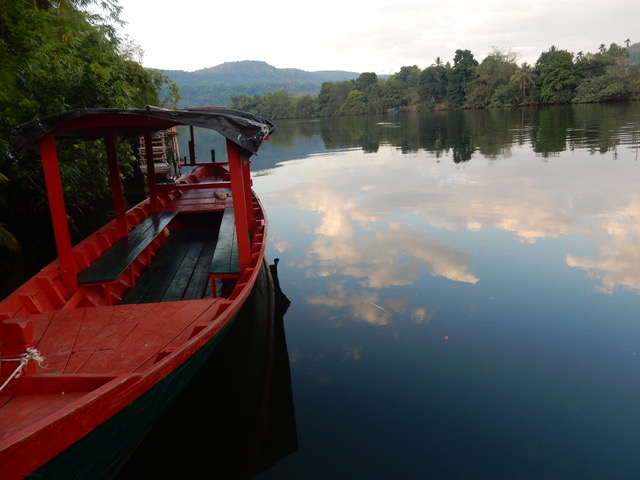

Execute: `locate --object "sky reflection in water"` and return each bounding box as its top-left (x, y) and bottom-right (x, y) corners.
top-left (221, 106), bottom-right (640, 478)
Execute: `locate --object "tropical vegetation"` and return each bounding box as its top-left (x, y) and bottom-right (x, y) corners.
top-left (229, 44), bottom-right (640, 119)
top-left (0, 0), bottom-right (178, 258)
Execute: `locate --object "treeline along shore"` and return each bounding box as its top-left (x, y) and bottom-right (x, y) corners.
top-left (229, 44), bottom-right (640, 119)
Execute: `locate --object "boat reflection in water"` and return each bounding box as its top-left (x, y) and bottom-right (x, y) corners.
top-left (117, 260), bottom-right (297, 478)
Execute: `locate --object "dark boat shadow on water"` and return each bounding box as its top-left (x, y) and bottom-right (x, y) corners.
top-left (116, 260), bottom-right (297, 479)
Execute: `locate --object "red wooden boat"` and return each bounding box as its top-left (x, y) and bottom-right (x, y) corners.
top-left (0, 106), bottom-right (275, 479)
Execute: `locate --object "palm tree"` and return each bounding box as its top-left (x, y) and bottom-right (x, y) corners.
top-left (624, 38), bottom-right (631, 48)
top-left (510, 63), bottom-right (534, 101)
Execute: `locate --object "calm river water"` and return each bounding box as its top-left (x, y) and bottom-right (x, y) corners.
top-left (247, 104), bottom-right (640, 479)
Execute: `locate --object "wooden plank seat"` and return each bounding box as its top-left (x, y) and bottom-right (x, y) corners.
top-left (77, 210), bottom-right (178, 284)
top-left (209, 207), bottom-right (239, 279)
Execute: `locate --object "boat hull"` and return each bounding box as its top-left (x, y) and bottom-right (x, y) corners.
top-left (116, 259), bottom-right (297, 478)
top-left (1, 186), bottom-right (267, 480)
top-left (2, 108), bottom-right (275, 479)
top-left (27, 300), bottom-right (237, 479)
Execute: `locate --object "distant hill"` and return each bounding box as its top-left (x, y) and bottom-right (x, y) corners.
top-left (161, 60), bottom-right (360, 107)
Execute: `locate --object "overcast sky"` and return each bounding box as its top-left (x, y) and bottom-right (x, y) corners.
top-left (118, 0), bottom-right (638, 74)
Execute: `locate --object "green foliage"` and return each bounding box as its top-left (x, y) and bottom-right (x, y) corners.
top-left (419, 63), bottom-right (448, 105)
top-left (293, 94), bottom-right (317, 118)
top-left (573, 64), bottom-right (640, 102)
top-left (575, 43), bottom-right (629, 80)
top-left (377, 78), bottom-right (404, 110)
top-left (0, 51), bottom-right (20, 251)
top-left (510, 63), bottom-right (534, 103)
top-left (535, 46), bottom-right (578, 103)
top-left (385, 66), bottom-right (421, 106)
top-left (0, 0), bottom-right (178, 250)
top-left (467, 49), bottom-right (518, 107)
top-left (355, 72), bottom-right (378, 91)
top-left (229, 94), bottom-right (263, 111)
top-left (447, 49), bottom-right (479, 107)
top-left (0, 172), bottom-right (19, 252)
top-left (254, 90), bottom-right (294, 119)
top-left (317, 81), bottom-right (354, 116)
top-left (489, 83), bottom-right (521, 106)
top-left (341, 90), bottom-right (368, 115)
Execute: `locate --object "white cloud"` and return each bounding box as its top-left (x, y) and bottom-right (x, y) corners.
top-left (118, 0), bottom-right (640, 73)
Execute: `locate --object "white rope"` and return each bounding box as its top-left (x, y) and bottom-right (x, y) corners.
top-left (0, 348), bottom-right (45, 394)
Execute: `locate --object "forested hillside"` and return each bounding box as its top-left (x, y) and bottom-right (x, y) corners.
top-left (163, 61), bottom-right (359, 107)
top-left (225, 44), bottom-right (640, 119)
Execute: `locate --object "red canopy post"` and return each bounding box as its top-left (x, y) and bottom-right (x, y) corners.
top-left (38, 135), bottom-right (78, 292)
top-left (226, 140), bottom-right (251, 272)
top-left (241, 149), bottom-right (253, 227)
top-left (104, 132), bottom-right (128, 238)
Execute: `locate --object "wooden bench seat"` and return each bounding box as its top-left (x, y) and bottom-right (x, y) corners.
top-left (210, 207), bottom-right (239, 278)
top-left (77, 210), bottom-right (178, 284)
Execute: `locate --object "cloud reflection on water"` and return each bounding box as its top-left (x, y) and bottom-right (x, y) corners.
top-left (567, 237), bottom-right (640, 294)
top-left (305, 281), bottom-right (436, 327)
top-left (257, 115), bottom-right (640, 316)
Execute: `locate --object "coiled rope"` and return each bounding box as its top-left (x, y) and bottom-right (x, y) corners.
top-left (0, 348), bottom-right (45, 394)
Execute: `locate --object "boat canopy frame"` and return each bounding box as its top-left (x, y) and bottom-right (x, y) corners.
top-left (9, 106), bottom-right (275, 159)
top-left (8, 106), bottom-right (275, 292)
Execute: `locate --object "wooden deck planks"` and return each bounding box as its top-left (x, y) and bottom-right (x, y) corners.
top-left (182, 237), bottom-right (216, 300)
top-left (150, 229), bottom-right (206, 302)
top-left (72, 306), bottom-right (130, 351)
top-left (118, 234), bottom-right (192, 304)
top-left (90, 306), bottom-right (175, 373)
top-left (162, 227), bottom-right (217, 302)
top-left (29, 311), bottom-right (57, 348)
top-left (73, 300), bottom-right (216, 375)
top-left (72, 303), bottom-right (162, 374)
top-left (120, 219), bottom-right (219, 304)
top-left (64, 305), bottom-right (137, 373)
top-left (1, 298), bottom-right (222, 443)
top-left (35, 309), bottom-right (86, 374)
top-left (160, 236), bottom-right (206, 302)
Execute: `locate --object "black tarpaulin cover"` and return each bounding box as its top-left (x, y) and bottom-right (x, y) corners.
top-left (9, 106), bottom-right (276, 159)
